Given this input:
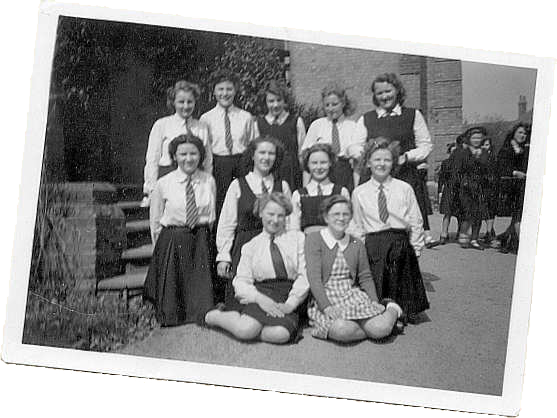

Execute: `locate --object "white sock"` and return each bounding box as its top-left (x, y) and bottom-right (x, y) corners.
top-left (386, 302), bottom-right (403, 318)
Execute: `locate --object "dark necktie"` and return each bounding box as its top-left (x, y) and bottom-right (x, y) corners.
top-left (261, 179), bottom-right (269, 195)
top-left (317, 183), bottom-right (323, 196)
top-left (270, 235), bottom-right (288, 279)
top-left (224, 108), bottom-right (233, 155)
top-left (272, 115), bottom-right (280, 126)
top-left (331, 119), bottom-right (340, 155)
top-left (185, 175), bottom-right (198, 228)
top-left (378, 183), bottom-right (389, 223)
top-left (184, 118), bottom-right (192, 135)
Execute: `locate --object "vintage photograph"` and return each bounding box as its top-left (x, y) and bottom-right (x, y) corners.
top-left (1, 2), bottom-right (553, 416)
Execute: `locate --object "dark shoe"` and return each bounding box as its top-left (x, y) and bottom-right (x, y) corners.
top-left (393, 320), bottom-right (405, 335)
top-left (469, 240), bottom-right (484, 250)
top-left (439, 236), bottom-right (448, 245)
top-left (425, 239), bottom-right (440, 249)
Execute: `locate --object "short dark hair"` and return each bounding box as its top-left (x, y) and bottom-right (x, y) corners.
top-left (371, 73), bottom-right (406, 107)
top-left (504, 122), bottom-right (531, 147)
top-left (254, 192), bottom-right (293, 217)
top-left (168, 133), bottom-right (206, 168)
top-left (211, 69), bottom-right (240, 91)
top-left (301, 143), bottom-right (337, 173)
top-left (166, 80), bottom-right (201, 112)
top-left (357, 137), bottom-right (401, 175)
top-left (319, 194), bottom-right (353, 220)
top-left (241, 136), bottom-right (285, 176)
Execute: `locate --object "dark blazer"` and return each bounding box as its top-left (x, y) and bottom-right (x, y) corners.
top-left (304, 230), bottom-right (378, 311)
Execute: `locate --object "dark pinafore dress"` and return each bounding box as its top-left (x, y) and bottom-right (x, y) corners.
top-left (256, 114), bottom-right (302, 191)
top-left (299, 184), bottom-right (343, 230)
top-left (223, 176), bottom-right (284, 310)
top-left (360, 108), bottom-right (433, 230)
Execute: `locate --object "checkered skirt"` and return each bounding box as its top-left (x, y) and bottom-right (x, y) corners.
top-left (307, 249), bottom-right (385, 339)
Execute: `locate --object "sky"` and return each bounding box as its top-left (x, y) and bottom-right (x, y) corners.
top-left (462, 61), bottom-right (537, 123)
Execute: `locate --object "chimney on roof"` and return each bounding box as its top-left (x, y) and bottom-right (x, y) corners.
top-left (518, 95), bottom-right (527, 121)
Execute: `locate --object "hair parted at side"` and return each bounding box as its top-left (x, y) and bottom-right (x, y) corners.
top-left (504, 122), bottom-right (531, 148)
top-left (321, 82), bottom-right (356, 116)
top-left (168, 133), bottom-right (206, 167)
top-left (241, 135), bottom-right (285, 176)
top-left (253, 192), bottom-right (293, 217)
top-left (371, 73), bottom-right (406, 107)
top-left (357, 137), bottom-right (401, 175)
top-left (166, 80), bottom-right (201, 112)
top-left (319, 194), bottom-right (353, 220)
top-left (211, 69), bottom-right (241, 91)
top-left (301, 142), bottom-right (337, 173)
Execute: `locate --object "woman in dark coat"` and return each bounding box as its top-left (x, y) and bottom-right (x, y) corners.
top-left (496, 123), bottom-right (530, 253)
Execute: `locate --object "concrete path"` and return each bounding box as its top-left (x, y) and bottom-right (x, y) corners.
top-left (120, 214), bottom-right (517, 395)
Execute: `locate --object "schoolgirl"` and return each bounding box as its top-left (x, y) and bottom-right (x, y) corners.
top-left (290, 143), bottom-right (350, 234)
top-left (144, 134), bottom-right (216, 326)
top-left (143, 80), bottom-right (212, 206)
top-left (215, 136), bottom-right (291, 307)
top-left (255, 80), bottom-right (305, 191)
top-left (206, 193), bottom-right (309, 344)
top-left (300, 83), bottom-right (363, 193)
top-left (200, 70), bottom-right (257, 218)
top-left (305, 195), bottom-right (403, 342)
top-left (352, 138), bottom-right (429, 326)
top-left (437, 142), bottom-right (460, 244)
top-left (355, 73), bottom-right (436, 246)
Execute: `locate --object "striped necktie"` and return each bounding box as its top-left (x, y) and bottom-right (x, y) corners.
top-left (331, 119), bottom-right (340, 155)
top-left (184, 118), bottom-right (192, 135)
top-left (224, 108), bottom-right (233, 154)
top-left (270, 234), bottom-right (288, 279)
top-left (185, 175), bottom-right (198, 228)
top-left (261, 179), bottom-right (269, 195)
top-left (378, 183), bottom-right (389, 223)
top-left (317, 183), bottom-right (323, 196)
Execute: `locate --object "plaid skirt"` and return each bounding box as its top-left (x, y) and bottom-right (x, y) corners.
top-left (307, 249), bottom-right (385, 339)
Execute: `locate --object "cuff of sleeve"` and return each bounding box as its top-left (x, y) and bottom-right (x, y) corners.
top-left (216, 253), bottom-right (232, 263)
top-left (285, 295), bottom-right (301, 309)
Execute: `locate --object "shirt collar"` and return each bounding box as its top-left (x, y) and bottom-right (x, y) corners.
top-left (265, 111), bottom-right (289, 125)
top-left (171, 113), bottom-right (190, 124)
top-left (307, 179), bottom-right (331, 192)
top-left (320, 228), bottom-right (350, 251)
top-left (327, 114), bottom-right (346, 124)
top-left (175, 168), bottom-right (200, 183)
top-left (263, 229), bottom-right (286, 241)
top-left (216, 103), bottom-right (237, 114)
top-left (377, 104), bottom-right (402, 118)
top-left (369, 176), bottom-right (393, 190)
top-left (248, 171), bottom-right (274, 183)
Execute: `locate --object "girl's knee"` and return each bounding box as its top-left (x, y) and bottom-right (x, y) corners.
top-left (328, 320), bottom-right (362, 342)
top-left (234, 316), bottom-right (262, 340)
top-left (363, 316), bottom-right (393, 339)
top-left (260, 326), bottom-right (291, 344)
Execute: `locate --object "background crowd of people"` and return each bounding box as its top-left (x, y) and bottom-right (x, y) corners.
top-left (140, 69), bottom-right (530, 345)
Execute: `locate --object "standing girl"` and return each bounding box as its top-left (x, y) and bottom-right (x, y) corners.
top-left (200, 70), bottom-right (257, 219)
top-left (301, 83), bottom-right (363, 193)
top-left (206, 193), bottom-right (309, 344)
top-left (256, 80), bottom-right (306, 191)
top-left (216, 136), bottom-right (291, 307)
top-left (355, 73), bottom-right (436, 246)
top-left (143, 81), bottom-right (212, 207)
top-left (305, 195), bottom-right (403, 342)
top-left (437, 142), bottom-right (460, 244)
top-left (453, 127), bottom-right (491, 250)
top-left (290, 143), bottom-right (350, 234)
top-left (144, 134), bottom-right (216, 326)
top-left (480, 136), bottom-right (500, 247)
top-left (352, 138), bottom-right (429, 325)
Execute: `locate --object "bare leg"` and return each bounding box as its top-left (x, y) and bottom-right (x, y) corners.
top-left (328, 319), bottom-right (367, 343)
top-left (360, 307), bottom-right (399, 340)
top-left (441, 214), bottom-right (451, 238)
top-left (260, 326), bottom-right (291, 344)
top-left (205, 310), bottom-right (262, 340)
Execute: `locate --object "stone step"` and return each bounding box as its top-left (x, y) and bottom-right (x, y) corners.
top-left (122, 244), bottom-right (153, 261)
top-left (97, 271), bottom-right (146, 291)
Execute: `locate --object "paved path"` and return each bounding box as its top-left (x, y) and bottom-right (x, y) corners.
top-left (120, 214), bottom-right (516, 395)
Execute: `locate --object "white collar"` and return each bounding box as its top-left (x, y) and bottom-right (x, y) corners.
top-left (369, 176), bottom-right (393, 189)
top-left (307, 179), bottom-right (332, 190)
top-left (377, 104), bottom-right (402, 118)
top-left (265, 111), bottom-right (289, 125)
top-left (327, 114), bottom-right (346, 124)
top-left (320, 228), bottom-right (350, 251)
top-left (248, 171), bottom-right (274, 183)
top-left (175, 168), bottom-right (201, 183)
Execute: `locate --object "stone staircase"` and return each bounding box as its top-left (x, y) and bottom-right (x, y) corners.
top-left (96, 185), bottom-right (153, 300)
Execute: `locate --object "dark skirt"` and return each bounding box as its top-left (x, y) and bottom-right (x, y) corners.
top-left (458, 175), bottom-right (490, 222)
top-left (439, 182), bottom-right (461, 216)
top-left (330, 157), bottom-right (354, 193)
top-left (237, 278), bottom-right (299, 337)
top-left (364, 229), bottom-right (429, 316)
top-left (222, 228), bottom-right (261, 311)
top-left (143, 226), bottom-right (213, 327)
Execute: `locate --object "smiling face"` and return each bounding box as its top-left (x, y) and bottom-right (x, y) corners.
top-left (469, 132), bottom-right (484, 149)
top-left (266, 92), bottom-right (286, 118)
top-left (261, 200), bottom-right (286, 236)
top-left (514, 126), bottom-right (528, 144)
top-left (214, 80), bottom-right (236, 108)
top-left (324, 202), bottom-right (352, 237)
top-left (481, 139), bottom-right (492, 152)
top-left (307, 150), bottom-right (331, 183)
top-left (175, 142), bottom-right (201, 175)
top-left (368, 148), bottom-right (393, 183)
top-left (373, 81), bottom-right (398, 112)
top-left (323, 94), bottom-right (344, 120)
top-left (252, 141), bottom-right (277, 177)
top-left (174, 89), bottom-right (196, 120)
